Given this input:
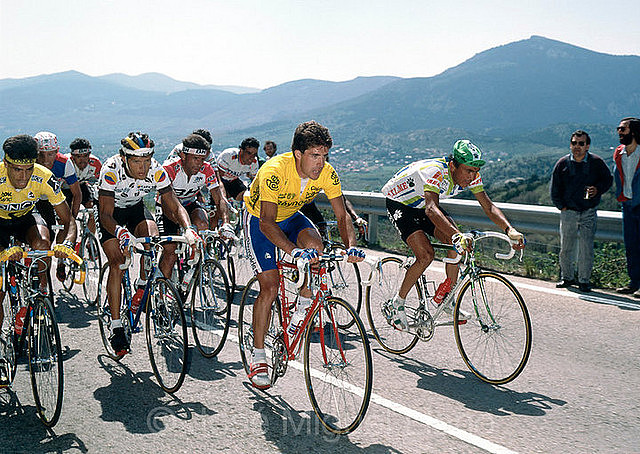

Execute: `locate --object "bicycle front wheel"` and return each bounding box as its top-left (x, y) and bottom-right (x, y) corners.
top-left (81, 233), bottom-right (102, 306)
top-left (191, 259), bottom-right (231, 358)
top-left (454, 272), bottom-right (532, 385)
top-left (96, 264), bottom-right (131, 361)
top-left (61, 257), bottom-right (76, 293)
top-left (238, 277), bottom-right (283, 386)
top-left (365, 256), bottom-right (419, 354)
top-left (145, 277), bottom-right (188, 393)
top-left (304, 297), bottom-right (373, 435)
top-left (28, 296), bottom-right (63, 427)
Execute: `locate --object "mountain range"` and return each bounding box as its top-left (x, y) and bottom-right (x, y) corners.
top-left (1, 35), bottom-right (638, 163)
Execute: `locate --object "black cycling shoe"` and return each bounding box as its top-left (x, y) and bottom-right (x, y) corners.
top-left (109, 327), bottom-right (130, 356)
top-left (0, 359), bottom-right (10, 387)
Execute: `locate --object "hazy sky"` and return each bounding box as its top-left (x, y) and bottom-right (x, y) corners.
top-left (2, 0), bottom-right (639, 89)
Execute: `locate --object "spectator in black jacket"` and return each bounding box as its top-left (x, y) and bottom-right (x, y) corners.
top-left (550, 130), bottom-right (613, 292)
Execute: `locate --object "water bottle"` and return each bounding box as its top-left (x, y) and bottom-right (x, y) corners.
top-left (15, 306), bottom-right (27, 336)
top-left (131, 279), bottom-right (146, 314)
top-left (182, 266), bottom-right (196, 290)
top-left (288, 299), bottom-right (311, 338)
top-left (433, 278), bottom-right (452, 305)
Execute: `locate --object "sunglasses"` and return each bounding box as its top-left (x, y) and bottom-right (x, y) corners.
top-left (570, 140), bottom-right (586, 146)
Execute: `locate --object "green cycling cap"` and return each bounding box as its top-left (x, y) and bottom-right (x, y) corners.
top-left (453, 140), bottom-right (485, 167)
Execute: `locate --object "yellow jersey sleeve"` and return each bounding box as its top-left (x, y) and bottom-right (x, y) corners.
top-left (44, 173), bottom-right (66, 206)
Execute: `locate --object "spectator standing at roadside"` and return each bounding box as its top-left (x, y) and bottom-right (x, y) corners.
top-left (258, 140), bottom-right (277, 167)
top-left (550, 130), bottom-right (612, 292)
top-left (613, 117), bottom-right (640, 295)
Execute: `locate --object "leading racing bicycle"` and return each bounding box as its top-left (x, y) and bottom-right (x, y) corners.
top-left (0, 244), bottom-right (84, 427)
top-left (238, 250), bottom-right (373, 435)
top-left (365, 230), bottom-right (532, 385)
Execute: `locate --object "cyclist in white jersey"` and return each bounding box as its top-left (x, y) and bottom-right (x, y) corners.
top-left (98, 132), bottom-right (200, 356)
top-left (157, 133), bottom-right (234, 278)
top-left (215, 137), bottom-right (259, 201)
top-left (382, 140), bottom-right (525, 329)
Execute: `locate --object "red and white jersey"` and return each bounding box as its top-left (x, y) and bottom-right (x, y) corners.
top-left (99, 155), bottom-right (171, 208)
top-left (63, 153), bottom-right (102, 184)
top-left (162, 156), bottom-right (219, 206)
top-left (215, 147), bottom-right (258, 182)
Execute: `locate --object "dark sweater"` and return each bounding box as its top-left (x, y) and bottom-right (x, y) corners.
top-left (550, 152), bottom-right (613, 212)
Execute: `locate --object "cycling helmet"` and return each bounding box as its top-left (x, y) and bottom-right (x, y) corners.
top-left (34, 131), bottom-right (59, 152)
top-left (120, 132), bottom-right (154, 157)
top-left (452, 140), bottom-right (485, 167)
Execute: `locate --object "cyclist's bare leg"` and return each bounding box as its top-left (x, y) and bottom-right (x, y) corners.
top-left (253, 269), bottom-right (279, 349)
top-left (296, 227), bottom-right (324, 299)
top-left (158, 209), bottom-right (207, 278)
top-left (25, 224), bottom-right (52, 293)
top-left (102, 238), bottom-right (126, 320)
top-left (85, 201), bottom-right (97, 234)
top-left (134, 220), bottom-right (159, 282)
top-left (433, 227), bottom-right (460, 285)
top-left (398, 230), bottom-right (435, 299)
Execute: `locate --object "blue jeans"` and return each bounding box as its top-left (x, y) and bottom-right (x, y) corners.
top-left (559, 208), bottom-right (596, 283)
top-left (622, 203), bottom-right (640, 288)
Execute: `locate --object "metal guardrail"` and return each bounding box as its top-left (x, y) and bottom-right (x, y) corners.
top-left (316, 190), bottom-right (623, 244)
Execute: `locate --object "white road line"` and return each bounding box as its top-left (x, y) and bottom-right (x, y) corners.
top-left (228, 331), bottom-right (518, 453)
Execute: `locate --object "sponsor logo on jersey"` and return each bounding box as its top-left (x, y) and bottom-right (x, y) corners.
top-left (330, 170), bottom-right (340, 185)
top-left (0, 191), bottom-right (12, 202)
top-left (386, 180), bottom-right (412, 198)
top-left (154, 169), bottom-right (167, 183)
top-left (104, 172), bottom-right (117, 185)
top-left (27, 191), bottom-right (35, 199)
top-left (30, 175), bottom-right (42, 183)
top-left (266, 175), bottom-right (280, 191)
top-left (0, 200), bottom-right (36, 212)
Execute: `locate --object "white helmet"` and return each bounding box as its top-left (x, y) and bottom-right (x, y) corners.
top-left (34, 131), bottom-right (59, 152)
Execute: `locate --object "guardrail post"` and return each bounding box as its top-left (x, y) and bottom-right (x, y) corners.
top-left (368, 214), bottom-right (378, 245)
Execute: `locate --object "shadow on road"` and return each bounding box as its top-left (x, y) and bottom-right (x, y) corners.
top-left (0, 387), bottom-right (88, 453)
top-left (53, 289), bottom-right (96, 329)
top-left (93, 355), bottom-right (215, 434)
top-left (186, 347), bottom-right (243, 382)
top-left (378, 352), bottom-right (566, 416)
top-left (244, 384), bottom-right (401, 453)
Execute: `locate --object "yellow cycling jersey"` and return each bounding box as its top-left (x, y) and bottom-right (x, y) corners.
top-left (244, 152), bottom-right (343, 222)
top-left (0, 162), bottom-right (65, 219)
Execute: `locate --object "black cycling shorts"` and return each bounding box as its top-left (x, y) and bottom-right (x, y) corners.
top-left (62, 182), bottom-right (94, 206)
top-left (222, 178), bottom-right (247, 200)
top-left (386, 198), bottom-right (450, 243)
top-left (0, 212), bottom-right (44, 248)
top-left (98, 200), bottom-right (155, 244)
top-left (158, 201), bottom-right (202, 235)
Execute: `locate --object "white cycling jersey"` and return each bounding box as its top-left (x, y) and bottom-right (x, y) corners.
top-left (382, 157), bottom-right (483, 209)
top-left (63, 153), bottom-right (102, 184)
top-left (216, 147), bottom-right (258, 182)
top-left (98, 155), bottom-right (171, 208)
top-left (162, 156), bottom-right (219, 206)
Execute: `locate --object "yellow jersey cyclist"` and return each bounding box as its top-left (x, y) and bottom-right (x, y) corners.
top-left (0, 135), bottom-right (77, 384)
top-left (97, 132), bottom-right (200, 356)
top-left (382, 139), bottom-right (525, 329)
top-left (243, 120), bottom-right (365, 389)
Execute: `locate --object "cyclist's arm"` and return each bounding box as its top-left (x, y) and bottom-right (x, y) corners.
top-left (424, 190), bottom-right (459, 240)
top-left (159, 187), bottom-right (191, 229)
top-left (209, 186), bottom-right (229, 224)
top-left (344, 198), bottom-right (359, 221)
top-left (98, 190), bottom-right (118, 236)
top-left (69, 181), bottom-right (82, 217)
top-left (329, 196), bottom-right (357, 249)
top-left (53, 199), bottom-right (77, 245)
top-left (474, 190), bottom-right (512, 232)
top-left (259, 201), bottom-right (298, 255)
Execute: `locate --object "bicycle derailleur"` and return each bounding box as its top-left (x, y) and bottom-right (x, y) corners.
top-left (271, 333), bottom-right (288, 384)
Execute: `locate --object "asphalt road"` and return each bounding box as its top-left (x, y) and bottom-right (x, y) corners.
top-left (1, 252), bottom-right (639, 454)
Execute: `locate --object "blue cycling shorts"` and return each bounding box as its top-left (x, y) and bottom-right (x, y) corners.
top-left (243, 210), bottom-right (316, 273)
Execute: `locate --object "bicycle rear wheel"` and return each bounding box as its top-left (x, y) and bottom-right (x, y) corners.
top-left (304, 296), bottom-right (372, 434)
top-left (365, 256), bottom-right (419, 354)
top-left (238, 277), bottom-right (284, 386)
top-left (454, 272), bottom-right (532, 384)
top-left (96, 264), bottom-right (131, 361)
top-left (81, 233), bottom-right (102, 306)
top-left (146, 277), bottom-right (188, 393)
top-left (191, 259), bottom-right (231, 358)
top-left (61, 257), bottom-right (75, 292)
top-left (28, 296), bottom-right (63, 427)
top-left (326, 245), bottom-right (362, 329)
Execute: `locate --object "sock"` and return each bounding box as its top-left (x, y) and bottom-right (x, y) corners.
top-left (393, 294), bottom-right (406, 307)
top-left (135, 278), bottom-right (147, 289)
top-left (252, 348), bottom-right (266, 363)
top-left (298, 296), bottom-right (312, 311)
top-left (111, 318), bottom-right (122, 330)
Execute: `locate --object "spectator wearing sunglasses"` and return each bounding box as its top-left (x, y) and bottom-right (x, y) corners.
top-left (550, 130), bottom-right (612, 292)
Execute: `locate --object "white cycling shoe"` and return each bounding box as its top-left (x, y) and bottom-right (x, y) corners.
top-left (390, 297), bottom-right (409, 330)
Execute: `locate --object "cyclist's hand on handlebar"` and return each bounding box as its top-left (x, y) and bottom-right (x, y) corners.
top-left (219, 222), bottom-right (235, 240)
top-left (0, 245), bottom-right (24, 261)
top-left (292, 247), bottom-right (319, 264)
top-left (451, 232), bottom-right (473, 254)
top-left (345, 246), bottom-right (366, 263)
top-left (53, 242), bottom-right (75, 259)
top-left (184, 226), bottom-right (202, 247)
top-left (115, 226), bottom-right (135, 255)
top-left (506, 227), bottom-right (526, 250)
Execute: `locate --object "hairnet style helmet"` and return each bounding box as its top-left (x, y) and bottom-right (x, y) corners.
top-left (120, 132), bottom-right (154, 157)
top-left (452, 140), bottom-right (485, 167)
top-left (34, 131), bottom-right (60, 152)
